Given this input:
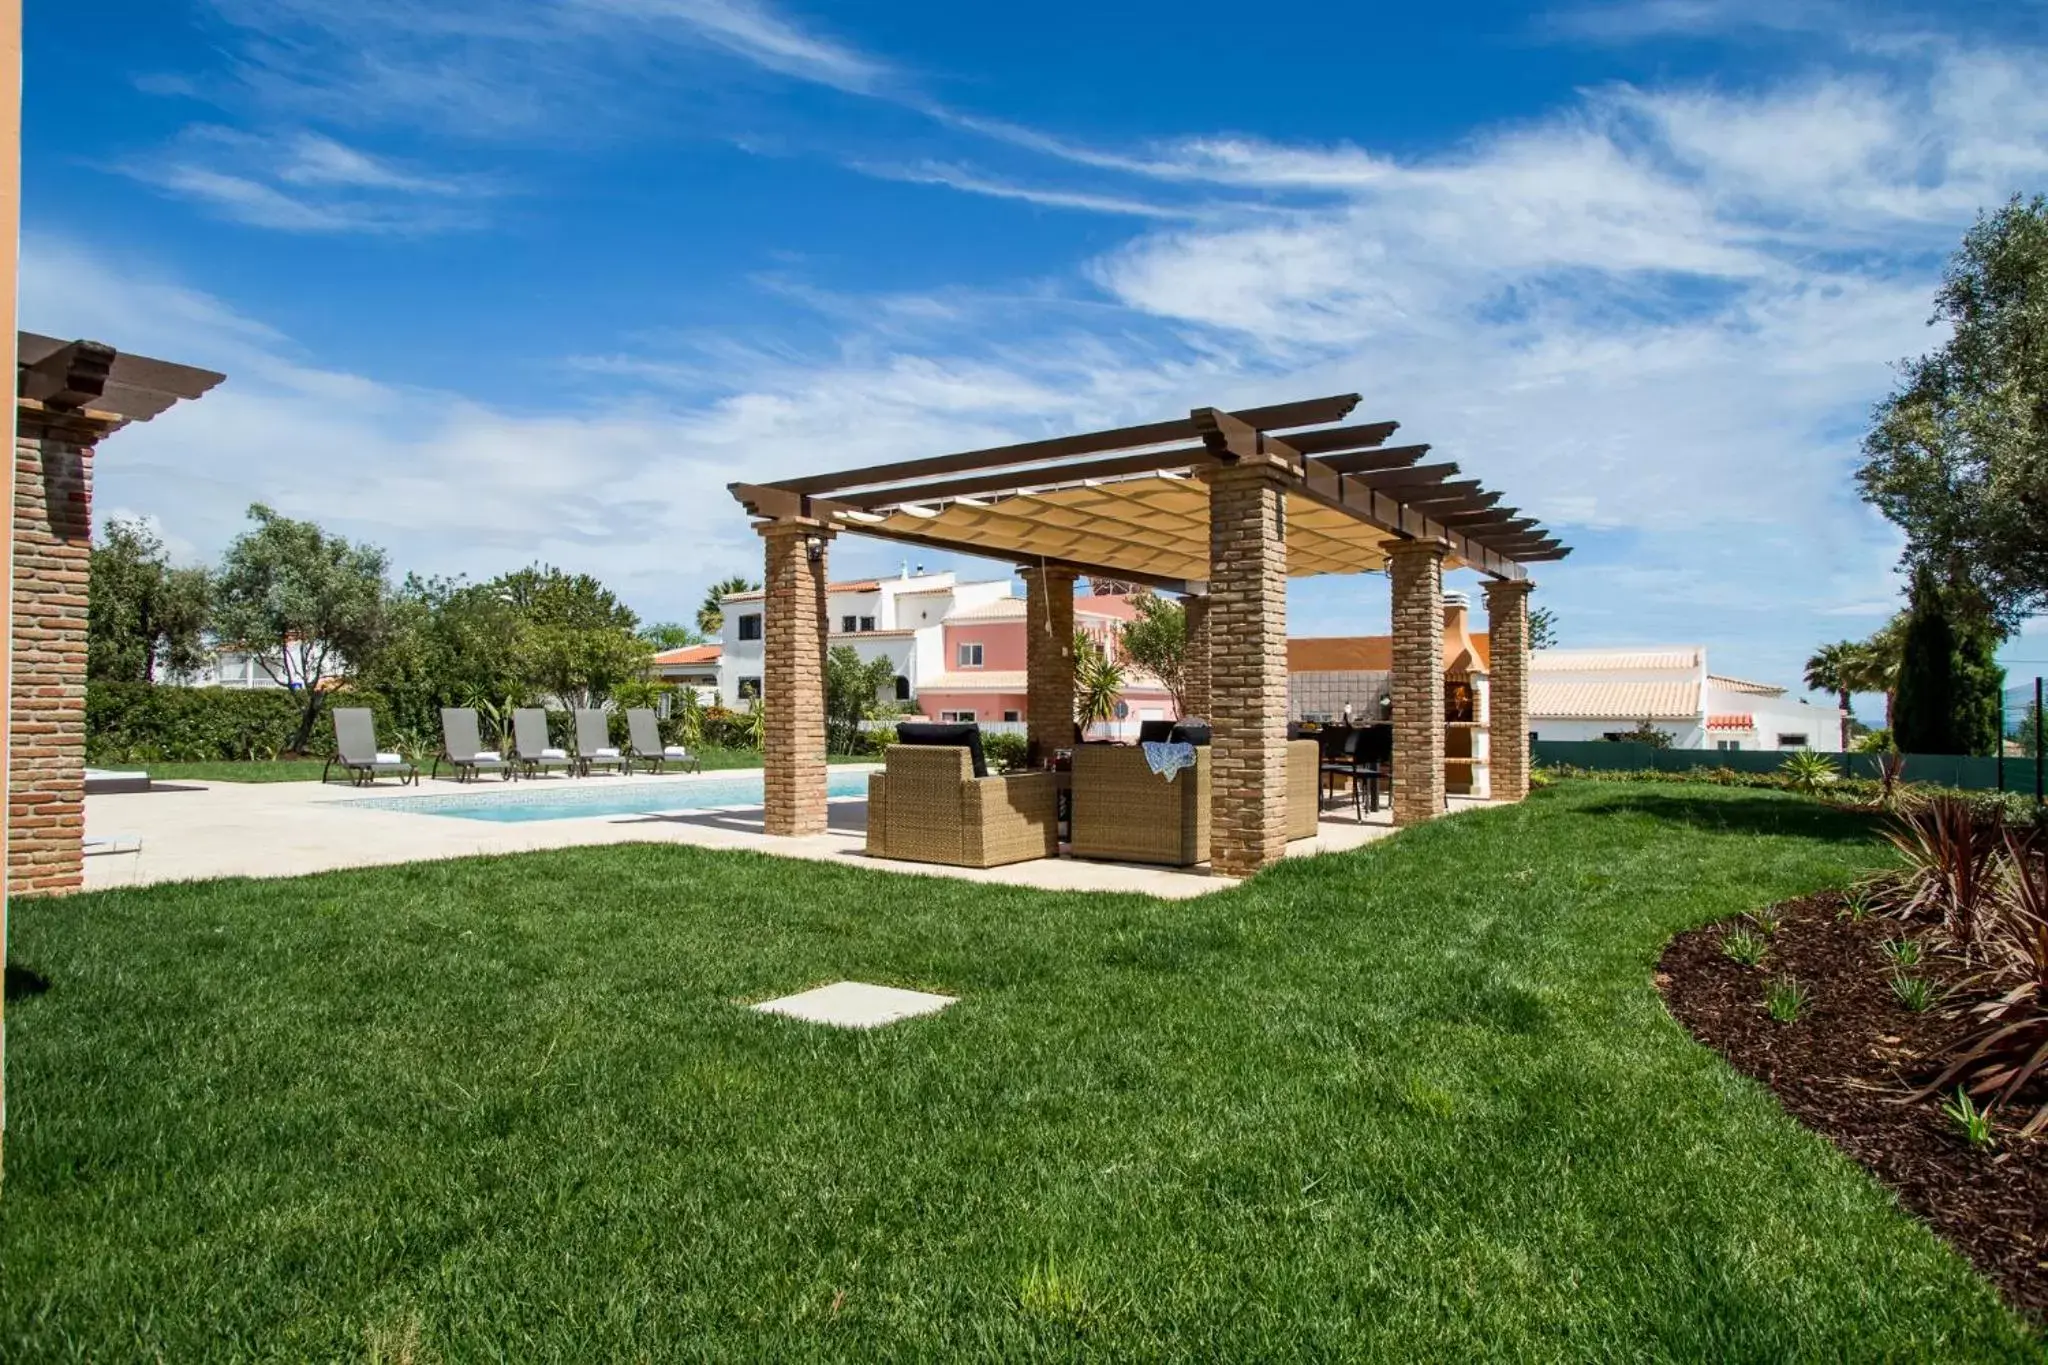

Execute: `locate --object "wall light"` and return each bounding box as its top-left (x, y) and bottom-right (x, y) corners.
top-left (804, 534), bottom-right (824, 563)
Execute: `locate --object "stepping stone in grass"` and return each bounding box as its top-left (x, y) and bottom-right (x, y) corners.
top-left (751, 980), bottom-right (955, 1029)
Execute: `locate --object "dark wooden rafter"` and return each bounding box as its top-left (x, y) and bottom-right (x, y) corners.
top-left (768, 394), bottom-right (1360, 496)
top-left (1282, 420), bottom-right (1399, 455)
top-left (837, 445), bottom-right (1210, 511)
top-left (1398, 480), bottom-right (1485, 506)
top-left (1316, 444), bottom-right (1432, 475)
top-left (1342, 461), bottom-right (1459, 491)
top-left (1434, 506), bottom-right (1520, 528)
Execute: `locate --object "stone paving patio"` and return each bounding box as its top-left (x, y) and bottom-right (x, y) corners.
top-left (82, 767), bottom-right (1490, 898)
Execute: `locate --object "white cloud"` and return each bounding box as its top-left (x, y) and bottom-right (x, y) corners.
top-left (122, 128), bottom-right (493, 234)
top-left (37, 31), bottom-right (2048, 677)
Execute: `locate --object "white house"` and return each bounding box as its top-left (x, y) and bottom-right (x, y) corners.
top-left (1529, 647), bottom-right (1843, 752)
top-left (715, 567), bottom-right (1013, 708)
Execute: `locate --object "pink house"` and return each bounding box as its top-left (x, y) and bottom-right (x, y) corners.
top-left (915, 593), bottom-right (1179, 736)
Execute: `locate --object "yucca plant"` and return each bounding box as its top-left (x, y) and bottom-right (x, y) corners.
top-left (1913, 829), bottom-right (2048, 1135)
top-left (1779, 749), bottom-right (1839, 795)
top-left (1882, 796), bottom-right (2005, 952)
top-left (1875, 749), bottom-right (1907, 811)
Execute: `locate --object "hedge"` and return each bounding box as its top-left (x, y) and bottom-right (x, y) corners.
top-left (86, 685), bottom-right (723, 765)
top-left (85, 683), bottom-right (394, 764)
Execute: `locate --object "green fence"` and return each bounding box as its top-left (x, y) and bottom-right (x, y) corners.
top-left (1532, 741), bottom-right (2043, 795)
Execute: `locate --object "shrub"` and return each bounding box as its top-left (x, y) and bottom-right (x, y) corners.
top-left (1916, 828), bottom-right (2048, 1135)
top-left (1721, 930), bottom-right (1767, 967)
top-left (983, 731), bottom-right (1029, 773)
top-left (1883, 796), bottom-right (2004, 950)
top-left (1779, 749), bottom-right (1840, 794)
top-left (1880, 936), bottom-right (1923, 967)
top-left (1746, 907), bottom-right (1782, 936)
top-left (1890, 974), bottom-right (1935, 1012)
top-left (1940, 1087), bottom-right (1996, 1149)
top-left (1766, 978), bottom-right (1809, 1023)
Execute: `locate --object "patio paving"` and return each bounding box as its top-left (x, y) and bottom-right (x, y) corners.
top-left (82, 767), bottom-right (1491, 898)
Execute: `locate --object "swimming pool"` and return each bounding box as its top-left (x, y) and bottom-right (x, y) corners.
top-left (353, 770), bottom-right (872, 823)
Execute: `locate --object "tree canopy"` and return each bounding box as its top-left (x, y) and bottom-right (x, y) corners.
top-left (1117, 593), bottom-right (1187, 715)
top-left (210, 505), bottom-right (392, 750)
top-left (88, 518), bottom-right (210, 684)
top-left (697, 576), bottom-right (757, 636)
top-left (1859, 195), bottom-right (2048, 629)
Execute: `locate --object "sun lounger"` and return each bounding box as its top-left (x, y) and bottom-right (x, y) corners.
top-left (511, 708), bottom-right (576, 779)
top-left (433, 707), bottom-right (512, 782)
top-left (625, 707), bottom-right (702, 773)
top-left (574, 708), bottom-right (629, 776)
top-left (323, 707), bottom-right (419, 786)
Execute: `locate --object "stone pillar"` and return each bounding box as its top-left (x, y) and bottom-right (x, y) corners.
top-left (10, 409), bottom-right (104, 895)
top-left (1483, 578), bottom-right (1534, 802)
top-left (1181, 594), bottom-right (1211, 720)
top-left (1022, 565), bottom-right (1077, 766)
top-left (758, 519), bottom-right (832, 837)
top-left (1208, 463), bottom-right (1290, 876)
top-left (1389, 539), bottom-right (1447, 827)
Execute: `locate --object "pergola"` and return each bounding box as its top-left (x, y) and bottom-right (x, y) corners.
top-left (729, 394), bottom-right (1568, 876)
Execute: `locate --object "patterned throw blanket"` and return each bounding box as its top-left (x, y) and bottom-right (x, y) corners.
top-left (1140, 741), bottom-right (1198, 782)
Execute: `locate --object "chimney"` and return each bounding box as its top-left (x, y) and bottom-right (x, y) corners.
top-left (1442, 591), bottom-right (1481, 674)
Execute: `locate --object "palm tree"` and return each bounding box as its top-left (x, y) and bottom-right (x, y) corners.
top-left (1073, 630), bottom-right (1126, 735)
top-left (697, 575), bottom-right (758, 636)
top-left (1803, 641), bottom-right (1861, 751)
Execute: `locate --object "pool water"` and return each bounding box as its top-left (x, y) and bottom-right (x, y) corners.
top-left (353, 770), bottom-right (872, 823)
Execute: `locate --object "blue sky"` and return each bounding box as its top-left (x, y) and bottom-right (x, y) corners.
top-left (20, 0), bottom-right (2048, 714)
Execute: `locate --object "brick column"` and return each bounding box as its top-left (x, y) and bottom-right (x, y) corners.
top-left (758, 519), bottom-right (832, 837)
top-left (1483, 578), bottom-right (1534, 802)
top-left (1022, 565), bottom-right (1076, 765)
top-left (1181, 594), bottom-right (1211, 720)
top-left (10, 410), bottom-right (103, 895)
top-left (1208, 463), bottom-right (1289, 876)
top-left (1389, 539), bottom-right (1446, 827)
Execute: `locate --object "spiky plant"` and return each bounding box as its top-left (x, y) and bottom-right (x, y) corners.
top-left (1914, 829), bottom-right (2048, 1136)
top-left (1882, 796), bottom-right (2005, 953)
top-left (1779, 749), bottom-right (1840, 796)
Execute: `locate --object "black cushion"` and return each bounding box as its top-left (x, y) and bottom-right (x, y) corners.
top-left (896, 721), bottom-right (988, 779)
top-left (1137, 720), bottom-right (1175, 745)
top-left (1356, 724), bottom-right (1393, 765)
top-left (1169, 722), bottom-right (1211, 747)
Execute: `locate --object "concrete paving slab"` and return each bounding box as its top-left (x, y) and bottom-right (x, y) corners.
top-left (752, 981), bottom-right (956, 1028)
top-left (81, 765), bottom-right (1495, 899)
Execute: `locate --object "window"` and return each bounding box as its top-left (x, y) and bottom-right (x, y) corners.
top-left (736, 613), bottom-right (762, 642)
top-left (859, 615), bottom-right (875, 632)
top-left (841, 614), bottom-right (857, 633)
top-left (957, 642), bottom-right (984, 668)
top-left (894, 676), bottom-right (911, 701)
top-left (737, 677), bottom-right (762, 700)
top-left (1715, 739), bottom-right (1740, 751)
top-left (940, 709), bottom-right (976, 723)
top-left (1777, 733), bottom-right (1809, 749)
top-left (1003, 710), bottom-right (1021, 723)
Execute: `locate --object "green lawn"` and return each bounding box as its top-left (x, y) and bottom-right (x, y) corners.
top-left (2, 783), bottom-right (2036, 1360)
top-left (106, 747), bottom-right (870, 784)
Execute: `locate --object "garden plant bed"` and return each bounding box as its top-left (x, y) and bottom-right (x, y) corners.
top-left (1660, 890), bottom-right (2048, 1314)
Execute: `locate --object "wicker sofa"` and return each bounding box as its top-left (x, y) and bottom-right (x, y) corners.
top-left (865, 745), bottom-right (1059, 868)
top-left (1068, 739), bottom-right (1322, 867)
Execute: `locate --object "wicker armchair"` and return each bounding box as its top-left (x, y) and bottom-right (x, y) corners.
top-left (865, 745), bottom-right (1059, 868)
top-left (1070, 739), bottom-right (1322, 867)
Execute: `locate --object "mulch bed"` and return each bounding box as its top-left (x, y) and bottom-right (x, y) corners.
top-left (1659, 891), bottom-right (2048, 1314)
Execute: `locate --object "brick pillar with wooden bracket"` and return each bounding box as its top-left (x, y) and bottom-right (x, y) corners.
top-left (758, 519), bottom-right (832, 836)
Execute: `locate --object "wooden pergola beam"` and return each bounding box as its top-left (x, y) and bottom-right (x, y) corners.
top-left (1316, 444), bottom-right (1432, 475)
top-left (1434, 506), bottom-right (1520, 528)
top-left (1283, 420), bottom-right (1400, 455)
top-left (1398, 479), bottom-right (1485, 506)
top-left (1343, 462), bottom-right (1459, 492)
top-left (836, 445), bottom-right (1212, 510)
top-left (767, 394), bottom-right (1359, 496)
